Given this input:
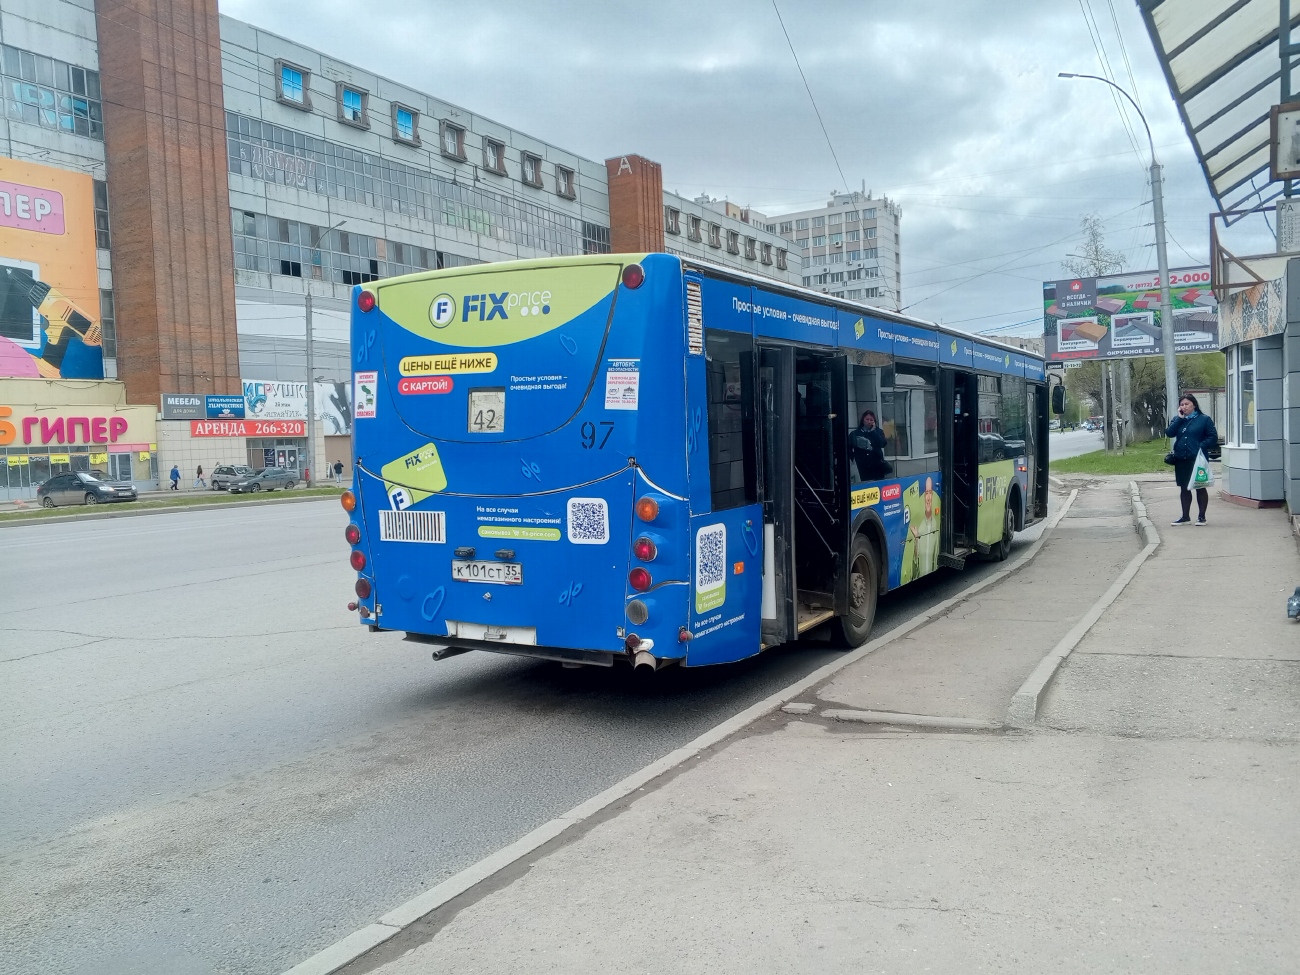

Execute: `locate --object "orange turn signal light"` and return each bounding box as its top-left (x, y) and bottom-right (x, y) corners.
top-left (341, 490), bottom-right (357, 512)
top-left (636, 496), bottom-right (658, 522)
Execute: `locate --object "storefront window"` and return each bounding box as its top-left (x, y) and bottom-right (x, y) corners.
top-left (1226, 343), bottom-right (1255, 446)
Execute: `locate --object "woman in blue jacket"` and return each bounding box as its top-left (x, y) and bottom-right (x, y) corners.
top-left (1166, 392), bottom-right (1218, 526)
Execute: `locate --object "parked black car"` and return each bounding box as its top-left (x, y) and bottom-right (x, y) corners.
top-left (211, 465), bottom-right (255, 490)
top-left (227, 468), bottom-right (296, 493)
top-left (38, 471), bottom-right (138, 507)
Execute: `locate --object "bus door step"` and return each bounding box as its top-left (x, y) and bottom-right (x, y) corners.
top-left (939, 551), bottom-right (969, 570)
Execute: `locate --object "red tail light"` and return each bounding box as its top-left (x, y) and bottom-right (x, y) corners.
top-left (355, 578), bottom-right (372, 598)
top-left (350, 550), bottom-right (367, 571)
top-left (621, 263), bottom-right (645, 289)
top-left (357, 290), bottom-right (376, 313)
top-left (628, 567), bottom-right (651, 592)
top-left (341, 491), bottom-right (357, 512)
top-left (345, 524), bottom-right (361, 545)
top-left (633, 536), bottom-right (657, 561)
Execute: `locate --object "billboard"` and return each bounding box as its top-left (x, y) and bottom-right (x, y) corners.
top-left (1043, 267), bottom-right (1218, 362)
top-left (240, 379), bottom-right (352, 434)
top-left (0, 158), bottom-right (104, 380)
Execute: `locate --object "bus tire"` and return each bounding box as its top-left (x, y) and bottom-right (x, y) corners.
top-left (990, 499), bottom-right (1015, 562)
top-left (835, 534), bottom-right (878, 649)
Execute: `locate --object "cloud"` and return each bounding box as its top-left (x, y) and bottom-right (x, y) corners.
top-left (220, 0), bottom-right (1237, 331)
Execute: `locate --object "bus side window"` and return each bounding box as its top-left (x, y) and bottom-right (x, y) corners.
top-left (704, 329), bottom-right (758, 511)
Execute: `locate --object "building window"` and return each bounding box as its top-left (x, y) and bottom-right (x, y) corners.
top-left (665, 207), bottom-right (681, 235)
top-left (392, 104), bottom-right (420, 145)
top-left (865, 287), bottom-right (880, 298)
top-left (726, 230), bottom-right (740, 255)
top-left (848, 250), bottom-right (861, 262)
top-left (688, 215), bottom-right (703, 242)
top-left (865, 227), bottom-right (877, 239)
top-left (0, 44), bottom-right (103, 139)
top-left (812, 216), bottom-right (825, 229)
top-left (555, 165), bottom-right (576, 200)
top-left (864, 247), bottom-right (878, 259)
top-left (761, 242), bottom-right (773, 265)
top-left (1227, 343), bottom-right (1255, 446)
top-left (335, 83), bottom-right (368, 129)
top-left (779, 221), bottom-right (793, 234)
top-left (812, 255), bottom-right (827, 267)
top-left (438, 120), bottom-right (465, 161)
top-left (796, 237), bottom-right (809, 248)
top-left (829, 213), bottom-right (842, 226)
top-left (847, 229), bottom-right (860, 241)
top-left (776, 248), bottom-right (787, 270)
top-left (93, 179), bottom-right (110, 249)
top-left (795, 218), bottom-right (809, 231)
top-left (830, 271), bottom-right (845, 283)
top-left (845, 210), bottom-right (859, 222)
top-left (275, 60), bottom-right (311, 109)
top-left (709, 223), bottom-right (722, 248)
top-left (483, 138), bottom-right (506, 175)
top-left (864, 208), bottom-right (877, 219)
top-left (830, 232), bottom-right (843, 245)
top-left (744, 237), bottom-right (757, 260)
top-left (99, 289), bottom-right (116, 358)
top-left (521, 152), bottom-right (543, 188)
top-left (812, 235), bottom-right (826, 247)
top-left (829, 251), bottom-right (844, 264)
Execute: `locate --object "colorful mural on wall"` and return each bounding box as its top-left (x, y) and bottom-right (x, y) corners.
top-left (0, 158), bottom-right (103, 379)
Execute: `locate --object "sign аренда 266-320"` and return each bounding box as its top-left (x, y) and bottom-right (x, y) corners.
top-left (190, 419), bottom-right (306, 437)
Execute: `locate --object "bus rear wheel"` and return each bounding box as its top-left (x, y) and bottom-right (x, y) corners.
top-left (990, 502), bottom-right (1014, 562)
top-left (835, 535), bottom-right (878, 649)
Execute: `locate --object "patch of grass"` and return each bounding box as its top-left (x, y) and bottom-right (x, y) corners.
top-left (1051, 437), bottom-right (1170, 475)
top-left (0, 486), bottom-right (342, 522)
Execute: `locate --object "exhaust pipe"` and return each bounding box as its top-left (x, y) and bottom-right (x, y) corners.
top-left (633, 649), bottom-right (659, 673)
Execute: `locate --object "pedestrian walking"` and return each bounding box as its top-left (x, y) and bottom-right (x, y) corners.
top-left (332, 459), bottom-right (344, 485)
top-left (194, 465), bottom-right (206, 489)
top-left (1166, 392), bottom-right (1218, 526)
top-left (169, 464), bottom-right (180, 491)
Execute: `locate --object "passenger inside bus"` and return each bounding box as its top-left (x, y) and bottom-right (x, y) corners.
top-left (848, 410), bottom-right (891, 480)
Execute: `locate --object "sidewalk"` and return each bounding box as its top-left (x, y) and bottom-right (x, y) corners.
top-left (348, 477), bottom-right (1300, 975)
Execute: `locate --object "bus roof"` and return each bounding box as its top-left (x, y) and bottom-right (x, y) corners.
top-left (362, 251), bottom-right (1045, 366)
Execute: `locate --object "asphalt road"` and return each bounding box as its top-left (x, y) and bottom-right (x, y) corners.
top-left (1049, 427), bottom-right (1105, 460)
top-left (1, 499), bottom-right (1043, 975)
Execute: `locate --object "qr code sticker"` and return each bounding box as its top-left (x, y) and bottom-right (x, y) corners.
top-left (695, 523), bottom-right (726, 593)
top-left (567, 497), bottom-right (609, 545)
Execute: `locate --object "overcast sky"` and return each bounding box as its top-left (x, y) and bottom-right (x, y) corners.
top-left (220, 0), bottom-right (1260, 336)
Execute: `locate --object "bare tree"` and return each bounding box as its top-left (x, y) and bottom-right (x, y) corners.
top-left (1061, 213), bottom-right (1125, 278)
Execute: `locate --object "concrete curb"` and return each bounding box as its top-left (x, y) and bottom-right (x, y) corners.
top-left (822, 709), bottom-right (1001, 731)
top-left (0, 492), bottom-right (338, 529)
top-left (280, 489), bottom-right (1079, 975)
top-left (1005, 480), bottom-right (1160, 728)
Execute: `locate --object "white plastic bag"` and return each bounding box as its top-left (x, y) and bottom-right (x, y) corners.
top-left (1186, 449), bottom-right (1213, 490)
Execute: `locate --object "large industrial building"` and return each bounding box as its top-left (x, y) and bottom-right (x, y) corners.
top-left (0, 0), bottom-right (816, 499)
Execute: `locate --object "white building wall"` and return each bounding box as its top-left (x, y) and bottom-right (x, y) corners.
top-left (661, 191), bottom-right (799, 285)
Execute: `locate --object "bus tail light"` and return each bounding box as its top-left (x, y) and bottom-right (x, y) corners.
top-left (626, 599), bottom-right (649, 625)
top-left (350, 550), bottom-right (367, 571)
top-left (633, 536), bottom-right (657, 561)
top-left (636, 496), bottom-right (658, 522)
top-left (678, 626), bottom-right (692, 643)
top-left (345, 524), bottom-right (361, 545)
top-left (357, 290), bottom-right (376, 313)
top-left (355, 578), bottom-right (372, 599)
top-left (341, 490), bottom-right (357, 512)
top-left (628, 567), bottom-right (651, 592)
top-left (621, 263), bottom-right (645, 289)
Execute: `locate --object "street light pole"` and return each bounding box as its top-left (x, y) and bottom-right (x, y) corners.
top-left (305, 219), bottom-right (347, 488)
top-left (1059, 73), bottom-right (1179, 424)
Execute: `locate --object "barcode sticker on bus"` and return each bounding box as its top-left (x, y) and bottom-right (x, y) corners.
top-left (566, 498), bottom-right (609, 545)
top-left (379, 509), bottom-right (446, 543)
top-left (695, 523), bottom-right (727, 612)
top-left (686, 279), bottom-right (704, 355)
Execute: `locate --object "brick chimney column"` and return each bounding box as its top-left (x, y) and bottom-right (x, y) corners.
top-left (605, 154), bottom-right (665, 254)
top-left (96, 0), bottom-right (241, 403)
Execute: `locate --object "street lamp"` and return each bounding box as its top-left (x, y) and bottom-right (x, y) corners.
top-left (1059, 72), bottom-right (1178, 423)
top-left (305, 218), bottom-right (346, 487)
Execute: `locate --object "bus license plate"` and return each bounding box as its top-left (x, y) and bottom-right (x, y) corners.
top-left (451, 559), bottom-right (522, 585)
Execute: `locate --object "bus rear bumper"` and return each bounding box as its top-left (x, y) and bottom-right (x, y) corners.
top-left (402, 631), bottom-right (618, 668)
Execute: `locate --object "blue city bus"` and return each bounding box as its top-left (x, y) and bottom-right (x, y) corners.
top-left (342, 253), bottom-right (1049, 670)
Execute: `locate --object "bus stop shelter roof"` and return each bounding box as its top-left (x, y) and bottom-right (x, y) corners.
top-left (1138, 0), bottom-right (1300, 213)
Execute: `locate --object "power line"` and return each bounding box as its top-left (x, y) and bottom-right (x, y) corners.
top-left (770, 0), bottom-right (850, 198)
top-left (1077, 0), bottom-right (1142, 160)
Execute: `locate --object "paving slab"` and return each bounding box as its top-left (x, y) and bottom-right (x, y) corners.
top-left (816, 482), bottom-right (1140, 723)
